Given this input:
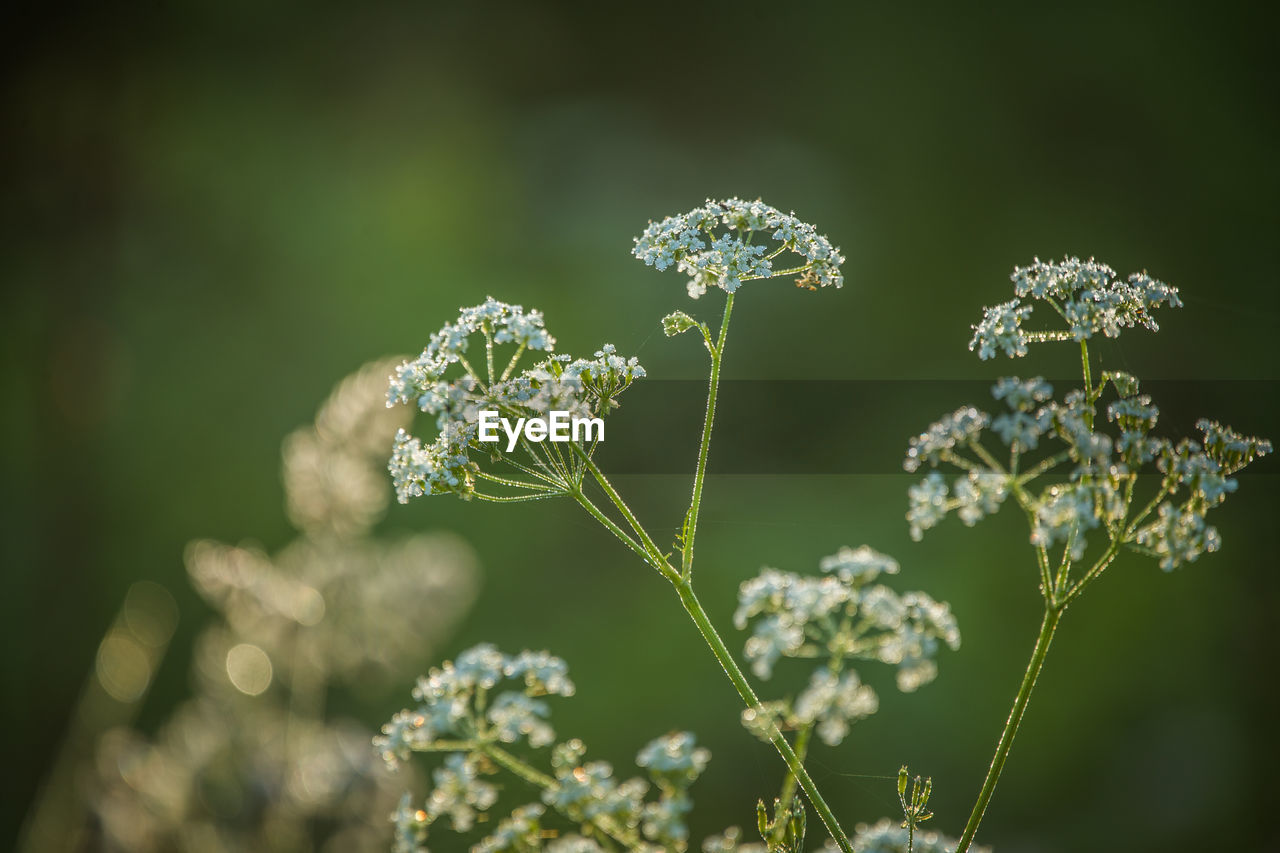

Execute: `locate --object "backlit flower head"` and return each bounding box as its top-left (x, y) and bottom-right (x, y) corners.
top-left (735, 548), bottom-right (960, 745)
top-left (909, 284), bottom-right (1269, 574)
top-left (970, 257), bottom-right (1182, 360)
top-left (633, 198), bottom-right (844, 298)
top-left (387, 300), bottom-right (645, 503)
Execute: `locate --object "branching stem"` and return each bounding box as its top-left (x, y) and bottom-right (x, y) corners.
top-left (956, 606), bottom-right (1062, 852)
top-left (672, 578), bottom-right (852, 853)
top-left (682, 292), bottom-right (734, 580)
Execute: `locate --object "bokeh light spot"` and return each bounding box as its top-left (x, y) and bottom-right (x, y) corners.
top-left (225, 643), bottom-right (273, 695)
top-left (96, 631), bottom-right (152, 702)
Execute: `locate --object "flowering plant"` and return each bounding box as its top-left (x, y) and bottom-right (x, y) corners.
top-left (376, 202), bottom-right (1269, 852)
top-left (907, 256), bottom-right (1269, 851)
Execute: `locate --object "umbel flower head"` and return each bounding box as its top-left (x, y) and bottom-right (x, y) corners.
top-left (380, 645), bottom-right (714, 853)
top-left (908, 254), bottom-right (1272, 584)
top-left (387, 298), bottom-right (645, 503)
top-left (632, 198), bottom-right (845, 298)
top-left (911, 258), bottom-right (1272, 579)
top-left (906, 373), bottom-right (1271, 570)
top-left (734, 546), bottom-right (960, 748)
top-left (969, 256), bottom-right (1182, 359)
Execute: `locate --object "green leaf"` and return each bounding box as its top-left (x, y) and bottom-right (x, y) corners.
top-left (662, 311), bottom-right (698, 337)
top-left (1103, 370), bottom-right (1140, 398)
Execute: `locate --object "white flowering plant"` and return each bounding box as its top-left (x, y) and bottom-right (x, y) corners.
top-left (907, 256), bottom-right (1270, 851)
top-left (376, 202), bottom-right (1269, 853)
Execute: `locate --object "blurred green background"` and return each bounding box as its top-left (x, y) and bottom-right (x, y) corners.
top-left (3, 2), bottom-right (1278, 850)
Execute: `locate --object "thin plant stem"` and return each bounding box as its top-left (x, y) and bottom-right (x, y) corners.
top-left (772, 723), bottom-right (813, 844)
top-left (1079, 340), bottom-right (1095, 428)
top-left (1010, 485), bottom-right (1053, 597)
top-left (482, 743), bottom-right (640, 848)
top-left (473, 491), bottom-right (559, 503)
top-left (484, 326), bottom-right (496, 384)
top-left (955, 606), bottom-right (1062, 852)
top-left (1052, 535), bottom-right (1075, 600)
top-left (570, 490), bottom-right (657, 574)
top-left (1014, 451), bottom-right (1071, 485)
top-left (456, 354), bottom-right (486, 389)
top-left (557, 290), bottom-right (851, 850)
top-left (573, 446), bottom-right (672, 573)
top-left (500, 456), bottom-right (567, 489)
top-left (481, 743), bottom-right (557, 788)
top-left (682, 292), bottom-right (734, 580)
top-left (475, 471), bottom-right (560, 492)
top-left (770, 263), bottom-right (815, 278)
top-left (1125, 476), bottom-right (1175, 533)
top-left (500, 343), bottom-right (527, 381)
top-left (1061, 541), bottom-right (1121, 606)
top-left (673, 578), bottom-right (853, 853)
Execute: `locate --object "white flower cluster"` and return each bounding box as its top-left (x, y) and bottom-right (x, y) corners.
top-left (991, 376), bottom-right (1054, 451)
top-left (545, 734), bottom-right (709, 851)
top-left (793, 669), bottom-right (879, 747)
top-left (1131, 419), bottom-right (1271, 569)
top-left (389, 299), bottom-right (555, 405)
top-left (400, 798), bottom-right (630, 853)
top-left (383, 648), bottom-right (713, 852)
top-left (969, 299), bottom-right (1034, 360)
top-left (970, 257), bottom-right (1183, 359)
top-left (905, 370), bottom-right (1271, 570)
top-left (543, 344), bottom-right (647, 415)
top-left (903, 407), bottom-right (990, 473)
top-left (375, 644), bottom-right (575, 769)
top-left (734, 547), bottom-right (960, 747)
top-left (389, 422), bottom-right (478, 503)
top-left (421, 754), bottom-right (498, 832)
top-left (387, 300), bottom-right (645, 503)
top-left (632, 198), bottom-right (844, 298)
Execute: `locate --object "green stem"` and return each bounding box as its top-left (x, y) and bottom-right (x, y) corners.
top-left (573, 446), bottom-right (674, 576)
top-left (673, 579), bottom-right (853, 853)
top-left (1125, 476), bottom-right (1175, 534)
top-left (482, 743), bottom-right (640, 848)
top-left (473, 491), bottom-right (559, 503)
top-left (772, 723), bottom-right (813, 844)
top-left (1060, 541), bottom-right (1121, 606)
top-left (1051, 536), bottom-right (1074, 602)
top-left (1080, 340), bottom-right (1094, 428)
top-left (484, 326), bottom-right (496, 384)
top-left (956, 606), bottom-right (1062, 852)
top-left (482, 743), bottom-right (557, 789)
top-left (500, 343), bottom-right (527, 381)
top-left (1010, 483), bottom-right (1053, 597)
top-left (683, 292), bottom-right (734, 580)
top-left (409, 738), bottom-right (478, 753)
top-left (769, 263), bottom-right (815, 278)
top-left (570, 490), bottom-right (656, 574)
top-left (560, 292), bottom-right (848, 849)
top-left (456, 354), bottom-right (487, 389)
top-left (475, 470), bottom-right (560, 492)
top-left (1014, 451), bottom-right (1071, 485)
